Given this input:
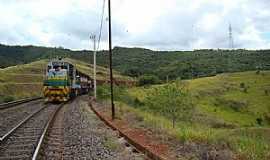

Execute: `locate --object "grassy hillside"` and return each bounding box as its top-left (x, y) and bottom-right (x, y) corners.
top-left (104, 71), bottom-right (270, 159)
top-left (130, 71), bottom-right (270, 127)
top-left (0, 60), bottom-right (47, 102)
top-left (65, 58), bottom-right (132, 81)
top-left (0, 58), bottom-right (130, 103)
top-left (1, 44), bottom-right (270, 81)
top-left (189, 71), bottom-right (270, 127)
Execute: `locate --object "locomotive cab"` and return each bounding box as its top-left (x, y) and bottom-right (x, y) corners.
top-left (43, 59), bottom-right (93, 102)
top-left (43, 60), bottom-right (71, 102)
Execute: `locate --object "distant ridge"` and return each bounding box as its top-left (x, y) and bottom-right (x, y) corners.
top-left (0, 43), bottom-right (269, 80)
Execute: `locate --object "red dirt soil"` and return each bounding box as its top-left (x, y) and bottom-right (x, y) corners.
top-left (89, 99), bottom-right (174, 160)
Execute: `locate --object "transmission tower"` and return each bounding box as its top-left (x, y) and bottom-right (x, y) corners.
top-left (228, 23), bottom-right (234, 49)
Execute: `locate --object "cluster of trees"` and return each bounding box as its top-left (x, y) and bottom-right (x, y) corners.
top-left (1, 44), bottom-right (270, 81)
top-left (138, 75), bottom-right (160, 86)
top-left (110, 47), bottom-right (270, 81)
top-left (0, 44), bottom-right (74, 67)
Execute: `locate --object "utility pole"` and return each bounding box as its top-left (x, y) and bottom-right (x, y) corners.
top-left (108, 0), bottom-right (115, 120)
top-left (90, 35), bottom-right (97, 99)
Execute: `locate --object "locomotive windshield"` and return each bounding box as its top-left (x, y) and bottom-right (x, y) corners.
top-left (48, 69), bottom-right (67, 78)
top-left (44, 68), bottom-right (68, 87)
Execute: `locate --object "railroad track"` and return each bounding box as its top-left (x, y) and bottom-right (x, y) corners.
top-left (0, 100), bottom-right (45, 138)
top-left (0, 102), bottom-right (65, 160)
top-left (0, 97), bottom-right (42, 110)
top-left (33, 102), bottom-right (66, 160)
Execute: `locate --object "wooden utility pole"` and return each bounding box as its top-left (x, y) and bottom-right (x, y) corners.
top-left (108, 0), bottom-right (115, 120)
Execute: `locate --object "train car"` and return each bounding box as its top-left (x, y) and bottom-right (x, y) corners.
top-left (43, 59), bottom-right (93, 102)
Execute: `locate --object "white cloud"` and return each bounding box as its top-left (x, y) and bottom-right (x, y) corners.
top-left (0, 0), bottom-right (269, 50)
top-left (198, 13), bottom-right (221, 32)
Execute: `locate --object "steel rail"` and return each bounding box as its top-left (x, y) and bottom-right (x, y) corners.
top-left (32, 103), bottom-right (66, 160)
top-left (0, 104), bottom-right (48, 141)
top-left (0, 97), bottom-right (42, 110)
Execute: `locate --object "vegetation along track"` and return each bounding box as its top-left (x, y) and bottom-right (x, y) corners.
top-left (0, 97), bottom-right (42, 110)
top-left (0, 102), bottom-right (64, 159)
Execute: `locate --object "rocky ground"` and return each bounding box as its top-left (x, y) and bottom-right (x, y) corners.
top-left (0, 99), bottom-right (44, 137)
top-left (0, 104), bottom-right (57, 159)
top-left (63, 96), bottom-right (145, 160)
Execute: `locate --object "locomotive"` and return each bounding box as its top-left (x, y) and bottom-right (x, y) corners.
top-left (43, 59), bottom-right (93, 102)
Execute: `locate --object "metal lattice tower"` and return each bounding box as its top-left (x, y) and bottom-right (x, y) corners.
top-left (229, 23), bottom-right (234, 49)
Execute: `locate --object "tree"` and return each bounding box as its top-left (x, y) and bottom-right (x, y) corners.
top-left (145, 80), bottom-right (194, 128)
top-left (138, 74), bottom-right (160, 86)
top-left (97, 85), bottom-right (111, 100)
top-left (124, 68), bottom-right (142, 77)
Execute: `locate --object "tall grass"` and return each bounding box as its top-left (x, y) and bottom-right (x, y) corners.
top-left (96, 71), bottom-right (270, 159)
top-left (115, 102), bottom-right (270, 159)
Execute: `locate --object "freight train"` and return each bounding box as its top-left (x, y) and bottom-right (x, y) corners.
top-left (43, 59), bottom-right (93, 102)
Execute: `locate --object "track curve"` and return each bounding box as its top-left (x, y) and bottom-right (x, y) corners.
top-left (0, 103), bottom-right (62, 159)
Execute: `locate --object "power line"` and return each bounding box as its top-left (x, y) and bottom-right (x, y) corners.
top-left (88, 0), bottom-right (105, 100)
top-left (97, 0), bottom-right (106, 51)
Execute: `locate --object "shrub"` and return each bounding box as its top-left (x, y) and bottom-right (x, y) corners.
top-left (124, 68), bottom-right (142, 77)
top-left (256, 118), bottom-right (263, 126)
top-left (263, 113), bottom-right (270, 124)
top-left (113, 85), bottom-right (131, 103)
top-left (240, 82), bottom-right (245, 88)
top-left (97, 85), bottom-right (111, 100)
top-left (134, 98), bottom-right (144, 106)
top-left (3, 96), bottom-right (15, 103)
top-left (215, 98), bottom-right (248, 112)
top-left (264, 89), bottom-right (269, 96)
top-left (239, 82), bottom-right (248, 93)
top-left (138, 75), bottom-right (160, 86)
top-left (144, 80), bottom-right (194, 128)
top-left (243, 87), bottom-right (248, 93)
top-left (229, 100), bottom-right (248, 111)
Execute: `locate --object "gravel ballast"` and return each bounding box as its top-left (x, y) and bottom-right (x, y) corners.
top-left (63, 96), bottom-right (145, 160)
top-left (0, 100), bottom-right (44, 137)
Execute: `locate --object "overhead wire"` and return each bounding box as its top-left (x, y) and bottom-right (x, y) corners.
top-left (97, 0), bottom-right (106, 51)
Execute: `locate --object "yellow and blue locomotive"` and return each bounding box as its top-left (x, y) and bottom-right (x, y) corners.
top-left (43, 59), bottom-right (92, 102)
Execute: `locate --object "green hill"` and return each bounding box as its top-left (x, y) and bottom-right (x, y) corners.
top-left (0, 60), bottom-right (46, 102)
top-left (128, 70), bottom-right (270, 128)
top-left (113, 71), bottom-right (270, 159)
top-left (189, 71), bottom-right (270, 127)
top-left (0, 44), bottom-right (269, 81)
top-left (110, 47), bottom-right (270, 80)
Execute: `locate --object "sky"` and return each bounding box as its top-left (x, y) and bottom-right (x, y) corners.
top-left (0, 0), bottom-right (270, 51)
